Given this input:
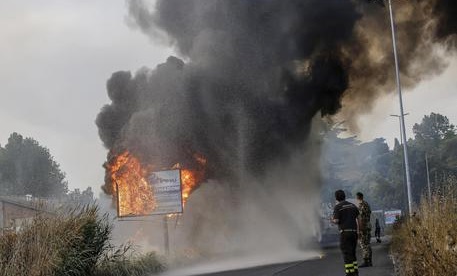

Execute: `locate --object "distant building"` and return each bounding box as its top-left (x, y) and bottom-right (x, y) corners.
top-left (0, 196), bottom-right (54, 233)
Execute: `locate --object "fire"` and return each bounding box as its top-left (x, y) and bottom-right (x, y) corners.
top-left (172, 156), bottom-right (206, 207)
top-left (107, 151), bottom-right (206, 217)
top-left (181, 170), bottom-right (198, 206)
top-left (108, 152), bottom-right (156, 217)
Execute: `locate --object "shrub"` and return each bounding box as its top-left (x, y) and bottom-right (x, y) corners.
top-left (392, 176), bottom-right (457, 276)
top-left (95, 250), bottom-right (165, 276)
top-left (0, 205), bottom-right (164, 276)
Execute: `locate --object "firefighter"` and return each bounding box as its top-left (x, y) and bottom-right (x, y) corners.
top-left (375, 218), bottom-right (382, 243)
top-left (332, 190), bottom-right (360, 276)
top-left (356, 192), bottom-right (372, 267)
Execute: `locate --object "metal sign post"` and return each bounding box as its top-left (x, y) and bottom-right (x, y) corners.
top-left (163, 215), bottom-right (170, 255)
top-left (116, 182), bottom-right (121, 217)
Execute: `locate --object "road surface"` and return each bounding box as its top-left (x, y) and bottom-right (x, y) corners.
top-left (198, 240), bottom-right (394, 276)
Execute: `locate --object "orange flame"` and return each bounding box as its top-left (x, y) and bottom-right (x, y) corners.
top-left (108, 151), bottom-right (206, 217)
top-left (108, 152), bottom-right (156, 217)
top-left (181, 169), bottom-right (198, 206)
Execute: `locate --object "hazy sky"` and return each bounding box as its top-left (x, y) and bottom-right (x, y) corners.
top-left (0, 1), bottom-right (173, 194)
top-left (0, 1), bottom-right (456, 194)
top-left (358, 58), bottom-right (457, 144)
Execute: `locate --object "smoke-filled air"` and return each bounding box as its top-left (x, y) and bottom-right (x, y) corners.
top-left (95, 0), bottom-right (457, 269)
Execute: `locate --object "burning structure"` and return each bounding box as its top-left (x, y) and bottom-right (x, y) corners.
top-left (104, 150), bottom-right (206, 217)
top-left (96, 0), bottom-right (457, 256)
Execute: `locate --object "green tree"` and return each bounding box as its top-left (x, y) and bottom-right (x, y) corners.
top-left (353, 172), bottom-right (402, 210)
top-left (442, 137), bottom-right (457, 175)
top-left (413, 112), bottom-right (456, 149)
top-left (387, 138), bottom-right (408, 210)
top-left (322, 113), bottom-right (457, 212)
top-left (409, 113), bottom-right (457, 200)
top-left (383, 113), bottom-right (457, 207)
top-left (0, 133), bottom-right (68, 197)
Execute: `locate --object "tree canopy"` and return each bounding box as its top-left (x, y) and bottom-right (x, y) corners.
top-left (0, 133), bottom-right (68, 197)
top-left (413, 112), bottom-right (455, 143)
top-left (322, 112), bottom-right (457, 212)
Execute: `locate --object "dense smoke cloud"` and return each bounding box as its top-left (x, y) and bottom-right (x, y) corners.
top-left (98, 0), bottom-right (360, 183)
top-left (339, 0), bottom-right (457, 127)
top-left (433, 0), bottom-right (457, 41)
top-left (97, 0), bottom-right (456, 184)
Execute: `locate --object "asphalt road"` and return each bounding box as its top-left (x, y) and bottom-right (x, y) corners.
top-left (198, 240), bottom-right (394, 276)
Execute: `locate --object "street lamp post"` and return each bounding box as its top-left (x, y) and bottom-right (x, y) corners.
top-left (390, 113), bottom-right (409, 145)
top-left (387, 0), bottom-right (413, 215)
top-left (390, 113), bottom-right (409, 212)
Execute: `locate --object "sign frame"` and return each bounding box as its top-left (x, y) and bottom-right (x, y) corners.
top-left (116, 169), bottom-right (184, 218)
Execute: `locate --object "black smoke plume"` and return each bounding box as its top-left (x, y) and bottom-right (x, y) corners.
top-left (97, 0), bottom-right (457, 193)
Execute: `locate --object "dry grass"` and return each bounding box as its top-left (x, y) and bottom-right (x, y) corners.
top-left (0, 205), bottom-right (164, 276)
top-left (392, 176), bottom-right (457, 276)
top-left (95, 251), bottom-right (165, 276)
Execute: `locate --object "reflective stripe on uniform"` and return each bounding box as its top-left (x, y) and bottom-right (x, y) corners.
top-left (353, 261), bottom-right (358, 270)
top-left (345, 263), bottom-right (355, 273)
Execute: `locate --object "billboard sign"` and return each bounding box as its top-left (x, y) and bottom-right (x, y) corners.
top-left (148, 169), bottom-right (183, 215)
top-left (384, 210), bottom-right (402, 225)
top-left (116, 169), bottom-right (183, 217)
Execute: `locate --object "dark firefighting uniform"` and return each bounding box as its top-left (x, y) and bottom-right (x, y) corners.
top-left (333, 200), bottom-right (360, 276)
top-left (358, 200), bottom-right (372, 264)
top-left (375, 218), bottom-right (381, 243)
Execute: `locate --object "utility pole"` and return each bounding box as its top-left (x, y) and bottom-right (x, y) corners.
top-left (388, 0), bottom-right (413, 215)
top-left (425, 153), bottom-right (432, 204)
